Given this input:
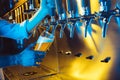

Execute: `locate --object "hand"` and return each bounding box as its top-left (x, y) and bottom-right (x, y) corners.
top-left (40, 0), bottom-right (55, 15)
top-left (15, 43), bottom-right (46, 67)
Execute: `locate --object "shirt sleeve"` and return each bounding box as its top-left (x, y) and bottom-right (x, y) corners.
top-left (0, 19), bottom-right (29, 40)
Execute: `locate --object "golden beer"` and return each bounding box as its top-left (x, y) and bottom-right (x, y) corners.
top-left (34, 31), bottom-right (54, 52)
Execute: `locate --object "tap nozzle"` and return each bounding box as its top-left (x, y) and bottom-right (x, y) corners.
top-left (50, 16), bottom-right (57, 35)
top-left (66, 0), bottom-right (81, 38)
top-left (58, 14), bottom-right (67, 38)
top-left (43, 18), bottom-right (50, 32)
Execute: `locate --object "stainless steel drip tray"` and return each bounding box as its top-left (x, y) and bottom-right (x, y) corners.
top-left (3, 65), bottom-right (58, 80)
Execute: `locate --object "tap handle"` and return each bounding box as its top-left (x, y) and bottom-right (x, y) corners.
top-left (101, 16), bottom-right (112, 38)
top-left (51, 25), bottom-right (57, 35)
top-left (29, 0), bottom-right (34, 9)
top-left (67, 24), bottom-right (75, 38)
top-left (66, 0), bottom-right (79, 17)
top-left (99, 0), bottom-right (106, 2)
top-left (84, 19), bottom-right (92, 37)
top-left (50, 16), bottom-right (57, 35)
top-left (60, 24), bottom-right (66, 38)
top-left (116, 0), bottom-right (120, 9)
top-left (81, 0), bottom-right (91, 15)
top-left (44, 18), bottom-right (50, 31)
top-left (55, 0), bottom-right (64, 14)
top-left (99, 0), bottom-right (107, 10)
top-left (29, 0), bottom-right (33, 4)
top-left (115, 16), bottom-right (120, 27)
top-left (99, 0), bottom-right (111, 11)
top-left (51, 8), bottom-right (56, 16)
top-left (102, 21), bottom-right (108, 38)
top-left (66, 0), bottom-right (74, 12)
top-left (114, 6), bottom-right (120, 28)
top-left (81, 0), bottom-right (90, 8)
top-left (99, 0), bottom-right (108, 3)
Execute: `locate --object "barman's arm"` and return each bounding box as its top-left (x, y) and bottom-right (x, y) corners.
top-left (0, 0), bottom-right (54, 40)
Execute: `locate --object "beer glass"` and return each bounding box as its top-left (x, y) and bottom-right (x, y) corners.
top-left (34, 31), bottom-right (54, 52)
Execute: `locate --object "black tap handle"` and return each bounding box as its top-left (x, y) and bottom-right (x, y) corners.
top-left (66, 0), bottom-right (74, 12)
top-left (99, 0), bottom-right (111, 11)
top-left (51, 8), bottom-right (56, 16)
top-left (99, 0), bottom-right (108, 6)
top-left (66, 0), bottom-right (79, 17)
top-left (81, 0), bottom-right (90, 8)
top-left (29, 0), bottom-right (33, 4)
top-left (81, 0), bottom-right (91, 15)
top-left (99, 0), bottom-right (108, 3)
top-left (55, 0), bottom-right (64, 14)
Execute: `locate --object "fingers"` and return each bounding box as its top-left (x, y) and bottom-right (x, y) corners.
top-left (34, 59), bottom-right (42, 66)
top-left (36, 51), bottom-right (46, 55)
top-left (34, 62), bottom-right (41, 66)
top-left (26, 42), bottom-right (36, 50)
top-left (33, 53), bottom-right (45, 66)
top-left (35, 52), bottom-right (46, 59)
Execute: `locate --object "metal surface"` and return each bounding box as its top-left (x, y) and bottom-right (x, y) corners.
top-left (4, 20), bottom-right (120, 80)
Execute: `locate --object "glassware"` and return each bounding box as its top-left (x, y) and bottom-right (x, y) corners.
top-left (34, 31), bottom-right (54, 52)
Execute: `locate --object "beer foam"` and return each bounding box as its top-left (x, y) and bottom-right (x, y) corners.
top-left (36, 36), bottom-right (54, 43)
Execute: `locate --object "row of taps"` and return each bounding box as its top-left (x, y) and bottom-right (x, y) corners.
top-left (38, 0), bottom-right (120, 38)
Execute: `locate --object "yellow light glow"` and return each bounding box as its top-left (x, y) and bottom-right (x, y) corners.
top-left (48, 1), bottom-right (117, 80)
top-left (67, 23), bottom-right (116, 80)
top-left (90, 0), bottom-right (100, 14)
top-left (66, 0), bottom-right (116, 80)
top-left (81, 26), bottom-right (98, 55)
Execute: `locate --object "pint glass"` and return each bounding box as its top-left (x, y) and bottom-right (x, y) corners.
top-left (34, 31), bottom-right (54, 52)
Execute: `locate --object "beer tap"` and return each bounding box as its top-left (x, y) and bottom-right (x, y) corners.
top-left (55, 0), bottom-right (67, 38)
top-left (99, 0), bottom-right (108, 11)
top-left (114, 2), bottom-right (120, 28)
top-left (50, 8), bottom-right (58, 35)
top-left (97, 0), bottom-right (112, 38)
top-left (66, 0), bottom-right (80, 38)
top-left (97, 0), bottom-right (120, 37)
top-left (29, 0), bottom-right (34, 10)
top-left (80, 0), bottom-right (95, 37)
top-left (43, 18), bottom-right (50, 32)
top-left (24, 0), bottom-right (36, 14)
